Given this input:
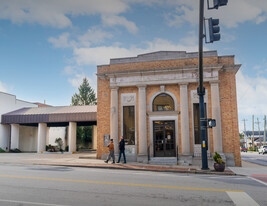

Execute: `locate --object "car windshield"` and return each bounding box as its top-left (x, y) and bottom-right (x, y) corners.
top-left (263, 146), bottom-right (267, 148)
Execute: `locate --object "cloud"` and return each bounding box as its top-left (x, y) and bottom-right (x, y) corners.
top-left (101, 15), bottom-right (138, 34)
top-left (48, 33), bottom-right (75, 48)
top-left (72, 37), bottom-right (199, 66)
top-left (48, 27), bottom-right (198, 66)
top-left (213, 0), bottom-right (266, 28)
top-left (68, 73), bottom-right (97, 91)
top-left (220, 31), bottom-right (236, 43)
top-left (0, 1), bottom-right (72, 28)
top-left (2, 0), bottom-right (267, 31)
top-left (0, 0), bottom-right (134, 32)
top-left (0, 81), bottom-right (8, 92)
top-left (165, 3), bottom-right (198, 27)
top-left (163, 0), bottom-right (267, 28)
top-left (236, 70), bottom-right (267, 116)
top-left (68, 73), bottom-right (86, 88)
top-left (49, 27), bottom-right (113, 49)
top-left (63, 65), bottom-right (81, 75)
top-left (78, 27), bottom-right (113, 47)
top-left (60, 32), bottom-right (199, 89)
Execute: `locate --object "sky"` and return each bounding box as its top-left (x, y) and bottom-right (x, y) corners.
top-left (0, 0), bottom-right (267, 132)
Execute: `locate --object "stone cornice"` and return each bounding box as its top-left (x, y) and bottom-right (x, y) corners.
top-left (222, 64), bottom-right (241, 73)
top-left (98, 64), bottom-right (241, 87)
top-left (97, 64), bottom-right (224, 78)
top-left (109, 70), bottom-right (219, 87)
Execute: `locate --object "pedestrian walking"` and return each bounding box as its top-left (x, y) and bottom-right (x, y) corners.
top-left (117, 136), bottom-right (126, 164)
top-left (104, 139), bottom-right (115, 164)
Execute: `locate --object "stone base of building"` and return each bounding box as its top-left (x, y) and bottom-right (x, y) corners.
top-left (137, 155), bottom-right (148, 163)
top-left (210, 152), bottom-right (235, 167)
top-left (224, 153), bottom-right (235, 167)
top-left (178, 155), bottom-right (193, 166)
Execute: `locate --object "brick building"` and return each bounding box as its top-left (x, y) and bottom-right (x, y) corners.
top-left (97, 51), bottom-right (241, 167)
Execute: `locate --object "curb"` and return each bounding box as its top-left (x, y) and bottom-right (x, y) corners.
top-left (32, 162), bottom-right (237, 176)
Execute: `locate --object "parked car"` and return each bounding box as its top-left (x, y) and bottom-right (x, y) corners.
top-left (258, 145), bottom-right (267, 154)
top-left (240, 147), bottom-right (247, 152)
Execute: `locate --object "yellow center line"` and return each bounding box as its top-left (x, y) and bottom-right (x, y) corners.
top-left (0, 174), bottom-right (243, 193)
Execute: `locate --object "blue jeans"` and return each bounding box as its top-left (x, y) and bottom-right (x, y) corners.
top-left (117, 150), bottom-right (126, 163)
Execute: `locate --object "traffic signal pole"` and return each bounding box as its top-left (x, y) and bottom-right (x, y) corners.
top-left (198, 0), bottom-right (209, 170)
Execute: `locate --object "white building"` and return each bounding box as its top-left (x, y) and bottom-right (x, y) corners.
top-left (0, 92), bottom-right (69, 152)
top-left (0, 92), bottom-right (38, 151)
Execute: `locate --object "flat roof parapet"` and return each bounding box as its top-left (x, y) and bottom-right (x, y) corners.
top-left (110, 50), bottom-right (218, 64)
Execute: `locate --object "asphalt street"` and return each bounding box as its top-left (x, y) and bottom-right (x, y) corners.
top-left (241, 152), bottom-right (267, 167)
top-left (0, 164), bottom-right (266, 206)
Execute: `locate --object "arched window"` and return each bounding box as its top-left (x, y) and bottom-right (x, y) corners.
top-left (152, 93), bottom-right (174, 111)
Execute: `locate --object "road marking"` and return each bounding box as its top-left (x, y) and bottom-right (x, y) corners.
top-left (0, 174), bottom-right (243, 192)
top-left (252, 174), bottom-right (267, 177)
top-left (227, 192), bottom-right (260, 206)
top-left (205, 176), bottom-right (246, 180)
top-left (0, 198), bottom-right (70, 206)
top-left (249, 176), bottom-right (267, 186)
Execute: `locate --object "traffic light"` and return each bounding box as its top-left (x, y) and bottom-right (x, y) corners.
top-left (213, 0), bottom-right (228, 9)
top-left (208, 18), bottom-right (220, 43)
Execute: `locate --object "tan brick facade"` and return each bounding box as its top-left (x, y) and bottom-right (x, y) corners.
top-left (97, 51), bottom-right (241, 166)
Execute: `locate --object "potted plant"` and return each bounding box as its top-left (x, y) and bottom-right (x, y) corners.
top-left (213, 152), bottom-right (225, 172)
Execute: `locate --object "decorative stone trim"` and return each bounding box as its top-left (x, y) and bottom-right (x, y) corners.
top-left (160, 85), bottom-right (165, 92)
top-left (122, 93), bottom-right (136, 105)
top-left (149, 90), bottom-right (178, 112)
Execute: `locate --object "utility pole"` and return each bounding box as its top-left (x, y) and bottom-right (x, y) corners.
top-left (256, 118), bottom-right (262, 147)
top-left (198, 0), bottom-right (208, 170)
top-left (264, 115), bottom-right (266, 145)
top-left (198, 0), bottom-right (228, 170)
top-left (252, 115), bottom-right (254, 150)
top-left (242, 119), bottom-right (247, 148)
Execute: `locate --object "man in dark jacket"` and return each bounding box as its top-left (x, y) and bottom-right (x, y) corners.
top-left (117, 136), bottom-right (126, 163)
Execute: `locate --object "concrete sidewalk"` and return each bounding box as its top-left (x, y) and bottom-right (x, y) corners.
top-left (0, 152), bottom-right (235, 175)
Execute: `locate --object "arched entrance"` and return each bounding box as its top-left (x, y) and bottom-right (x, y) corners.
top-left (149, 91), bottom-right (179, 158)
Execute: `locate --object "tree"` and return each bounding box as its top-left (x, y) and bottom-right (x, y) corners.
top-left (71, 78), bottom-right (97, 106)
top-left (71, 78), bottom-right (97, 149)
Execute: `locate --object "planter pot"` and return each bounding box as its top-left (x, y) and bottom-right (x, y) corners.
top-left (214, 163), bottom-right (225, 172)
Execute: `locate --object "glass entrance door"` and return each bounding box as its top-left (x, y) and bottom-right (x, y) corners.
top-left (153, 121), bottom-right (175, 157)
